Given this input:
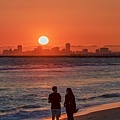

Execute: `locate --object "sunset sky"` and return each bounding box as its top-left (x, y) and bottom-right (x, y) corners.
top-left (0, 0), bottom-right (120, 50)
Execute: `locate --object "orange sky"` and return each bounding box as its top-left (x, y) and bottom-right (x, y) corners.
top-left (0, 0), bottom-right (120, 48)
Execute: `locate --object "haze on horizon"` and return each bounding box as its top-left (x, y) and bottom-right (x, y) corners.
top-left (0, 0), bottom-right (120, 48)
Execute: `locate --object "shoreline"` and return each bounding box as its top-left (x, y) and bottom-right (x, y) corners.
top-left (0, 55), bottom-right (120, 58)
top-left (61, 102), bottom-right (120, 120)
top-left (45, 102), bottom-right (120, 120)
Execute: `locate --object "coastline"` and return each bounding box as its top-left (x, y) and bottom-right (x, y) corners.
top-left (45, 102), bottom-right (120, 120)
top-left (0, 55), bottom-right (120, 57)
top-left (61, 102), bottom-right (120, 120)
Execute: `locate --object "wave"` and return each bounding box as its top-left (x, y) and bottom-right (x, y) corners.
top-left (0, 64), bottom-right (64, 71)
top-left (21, 104), bottom-right (41, 109)
top-left (0, 88), bottom-right (10, 91)
top-left (0, 62), bottom-right (120, 71)
top-left (0, 103), bottom-right (50, 120)
top-left (79, 102), bottom-right (106, 109)
top-left (100, 93), bottom-right (120, 98)
top-left (108, 62), bottom-right (120, 65)
top-left (77, 93), bottom-right (120, 101)
top-left (0, 104), bottom-right (41, 113)
top-left (0, 109), bottom-right (50, 120)
top-left (21, 94), bottom-right (38, 98)
top-left (0, 108), bottom-right (18, 113)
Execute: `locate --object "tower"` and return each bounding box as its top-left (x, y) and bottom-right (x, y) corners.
top-left (17, 45), bottom-right (22, 53)
top-left (66, 43), bottom-right (70, 53)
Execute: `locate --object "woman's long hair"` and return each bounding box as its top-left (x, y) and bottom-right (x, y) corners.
top-left (66, 88), bottom-right (74, 95)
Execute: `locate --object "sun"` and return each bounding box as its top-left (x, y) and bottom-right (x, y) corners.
top-left (38, 36), bottom-right (49, 45)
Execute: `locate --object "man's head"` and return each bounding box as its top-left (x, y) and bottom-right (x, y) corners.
top-left (52, 86), bottom-right (57, 92)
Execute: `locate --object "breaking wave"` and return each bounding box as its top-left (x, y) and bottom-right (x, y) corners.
top-left (77, 93), bottom-right (120, 101)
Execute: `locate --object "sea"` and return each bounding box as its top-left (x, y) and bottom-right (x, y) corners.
top-left (0, 56), bottom-right (120, 120)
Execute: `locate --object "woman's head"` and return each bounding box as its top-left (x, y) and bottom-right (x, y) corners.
top-left (66, 88), bottom-right (73, 94)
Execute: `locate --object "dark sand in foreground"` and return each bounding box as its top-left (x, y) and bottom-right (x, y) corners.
top-left (62, 107), bottom-right (120, 120)
top-left (61, 102), bottom-right (120, 120)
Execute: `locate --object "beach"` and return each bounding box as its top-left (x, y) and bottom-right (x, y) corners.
top-left (73, 108), bottom-right (120, 120)
top-left (60, 102), bottom-right (120, 120)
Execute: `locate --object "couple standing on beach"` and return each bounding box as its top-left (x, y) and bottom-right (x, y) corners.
top-left (48, 86), bottom-right (78, 120)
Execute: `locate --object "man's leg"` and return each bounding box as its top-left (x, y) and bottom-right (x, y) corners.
top-left (56, 109), bottom-right (61, 120)
top-left (56, 116), bottom-right (59, 120)
top-left (52, 117), bottom-right (55, 120)
top-left (51, 109), bottom-right (55, 120)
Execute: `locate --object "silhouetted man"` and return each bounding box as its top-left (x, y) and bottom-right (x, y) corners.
top-left (48, 86), bottom-right (61, 120)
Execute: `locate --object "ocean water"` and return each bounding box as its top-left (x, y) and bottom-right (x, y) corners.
top-left (0, 57), bottom-right (120, 120)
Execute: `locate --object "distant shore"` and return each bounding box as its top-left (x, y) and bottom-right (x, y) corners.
top-left (0, 55), bottom-right (120, 57)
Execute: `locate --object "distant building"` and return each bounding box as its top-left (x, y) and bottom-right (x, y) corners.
top-left (96, 47), bottom-right (111, 54)
top-left (82, 49), bottom-right (88, 53)
top-left (96, 49), bottom-right (99, 53)
top-left (51, 47), bottom-right (60, 55)
top-left (100, 48), bottom-right (109, 53)
top-left (3, 49), bottom-right (12, 55)
top-left (66, 43), bottom-right (70, 52)
top-left (17, 45), bottom-right (22, 53)
top-left (33, 46), bottom-right (43, 55)
top-left (43, 49), bottom-right (51, 55)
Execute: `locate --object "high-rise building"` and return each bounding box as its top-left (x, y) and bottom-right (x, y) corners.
top-left (65, 43), bottom-right (70, 53)
top-left (17, 45), bottom-right (22, 53)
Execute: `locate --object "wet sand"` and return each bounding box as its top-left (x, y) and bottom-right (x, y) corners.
top-left (61, 102), bottom-right (120, 120)
top-left (74, 108), bottom-right (120, 120)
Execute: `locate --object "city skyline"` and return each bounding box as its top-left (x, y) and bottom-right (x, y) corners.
top-left (1, 43), bottom-right (120, 56)
top-left (0, 43), bottom-right (120, 54)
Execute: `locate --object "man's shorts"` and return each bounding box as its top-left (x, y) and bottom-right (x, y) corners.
top-left (51, 109), bottom-right (61, 118)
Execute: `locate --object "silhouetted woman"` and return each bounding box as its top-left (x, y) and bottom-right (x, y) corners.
top-left (64, 88), bottom-right (76, 120)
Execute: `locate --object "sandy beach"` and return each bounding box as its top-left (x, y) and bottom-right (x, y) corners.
top-left (60, 102), bottom-right (120, 120)
top-left (73, 107), bottom-right (120, 120)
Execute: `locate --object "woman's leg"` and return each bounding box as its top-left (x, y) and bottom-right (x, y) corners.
top-left (71, 113), bottom-right (74, 120)
top-left (66, 110), bottom-right (74, 120)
